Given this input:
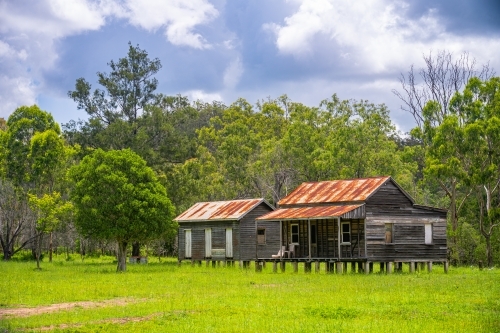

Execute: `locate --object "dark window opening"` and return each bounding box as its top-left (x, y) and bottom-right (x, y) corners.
top-left (291, 224), bottom-right (299, 244)
top-left (257, 228), bottom-right (266, 244)
top-left (341, 222), bottom-right (350, 243)
top-left (311, 224), bottom-right (317, 244)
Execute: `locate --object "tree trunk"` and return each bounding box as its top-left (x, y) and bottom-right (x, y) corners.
top-left (485, 235), bottom-right (492, 268)
top-left (35, 233), bottom-right (43, 270)
top-left (49, 232), bottom-right (53, 263)
top-left (117, 241), bottom-right (128, 272)
top-left (132, 241), bottom-right (140, 257)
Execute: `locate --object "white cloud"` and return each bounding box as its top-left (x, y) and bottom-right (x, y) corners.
top-left (124, 0), bottom-right (218, 49)
top-left (185, 90), bottom-right (223, 103)
top-left (0, 0), bottom-right (218, 118)
top-left (266, 0), bottom-right (500, 73)
top-left (223, 57), bottom-right (244, 89)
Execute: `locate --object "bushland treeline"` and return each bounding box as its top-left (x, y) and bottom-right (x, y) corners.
top-left (0, 45), bottom-right (499, 266)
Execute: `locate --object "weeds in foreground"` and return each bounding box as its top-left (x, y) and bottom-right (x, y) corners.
top-left (0, 257), bottom-right (498, 332)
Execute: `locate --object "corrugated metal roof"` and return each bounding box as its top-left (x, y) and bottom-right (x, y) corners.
top-left (175, 199), bottom-right (269, 222)
top-left (278, 176), bottom-right (390, 206)
top-left (256, 204), bottom-right (364, 221)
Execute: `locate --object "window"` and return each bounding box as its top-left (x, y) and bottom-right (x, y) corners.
top-left (205, 228), bottom-right (212, 258)
top-left (257, 228), bottom-right (266, 244)
top-left (291, 224), bottom-right (299, 244)
top-left (185, 229), bottom-right (192, 258)
top-left (341, 222), bottom-right (350, 244)
top-left (425, 224), bottom-right (432, 245)
top-left (226, 228), bottom-right (233, 258)
top-left (310, 224), bottom-right (317, 244)
top-left (385, 223), bottom-right (393, 243)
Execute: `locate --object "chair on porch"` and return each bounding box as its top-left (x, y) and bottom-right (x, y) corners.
top-left (272, 246), bottom-right (288, 258)
top-left (288, 244), bottom-right (296, 258)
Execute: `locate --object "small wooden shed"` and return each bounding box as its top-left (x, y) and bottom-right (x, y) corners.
top-left (257, 176), bottom-right (448, 271)
top-left (175, 199), bottom-right (277, 263)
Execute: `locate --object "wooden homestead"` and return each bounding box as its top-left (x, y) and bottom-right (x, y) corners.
top-left (175, 199), bottom-right (277, 266)
top-left (256, 176), bottom-right (448, 273)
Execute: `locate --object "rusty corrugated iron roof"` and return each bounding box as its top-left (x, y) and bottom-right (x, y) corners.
top-left (278, 176), bottom-right (391, 206)
top-left (256, 204), bottom-right (364, 221)
top-left (175, 198), bottom-right (272, 222)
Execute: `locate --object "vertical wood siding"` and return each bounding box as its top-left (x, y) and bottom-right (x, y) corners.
top-left (365, 180), bottom-right (447, 261)
top-left (178, 202), bottom-right (275, 261)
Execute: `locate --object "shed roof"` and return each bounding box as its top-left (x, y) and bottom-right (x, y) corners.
top-left (175, 198), bottom-right (273, 222)
top-left (278, 176), bottom-right (396, 206)
top-left (257, 204), bottom-right (364, 221)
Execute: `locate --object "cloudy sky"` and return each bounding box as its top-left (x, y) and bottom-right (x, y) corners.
top-left (1, 0), bottom-right (499, 132)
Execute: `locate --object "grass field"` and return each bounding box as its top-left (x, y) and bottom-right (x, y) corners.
top-left (0, 256), bottom-right (499, 332)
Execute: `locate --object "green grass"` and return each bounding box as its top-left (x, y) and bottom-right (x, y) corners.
top-left (0, 256), bottom-right (499, 332)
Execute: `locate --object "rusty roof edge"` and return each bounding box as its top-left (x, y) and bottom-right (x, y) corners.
top-left (413, 204), bottom-right (448, 213)
top-left (176, 218), bottom-right (240, 223)
top-left (257, 204), bottom-right (364, 221)
top-left (278, 200), bottom-right (365, 208)
top-left (236, 198), bottom-right (276, 221)
top-left (174, 198), bottom-right (275, 222)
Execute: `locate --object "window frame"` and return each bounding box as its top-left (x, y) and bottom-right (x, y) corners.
top-left (424, 223), bottom-right (433, 245)
top-left (257, 227), bottom-right (266, 245)
top-left (341, 222), bottom-right (351, 244)
top-left (385, 223), bottom-right (394, 244)
top-left (291, 223), bottom-right (299, 244)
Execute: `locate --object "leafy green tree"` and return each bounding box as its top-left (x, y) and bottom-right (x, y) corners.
top-left (5, 105), bottom-right (60, 187)
top-left (0, 106), bottom-right (63, 260)
top-left (69, 149), bottom-right (176, 272)
top-left (28, 192), bottom-right (72, 269)
top-left (452, 77), bottom-right (500, 266)
top-left (69, 42), bottom-right (161, 126)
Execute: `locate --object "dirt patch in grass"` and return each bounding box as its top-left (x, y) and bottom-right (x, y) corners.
top-left (0, 297), bottom-right (139, 318)
top-left (30, 312), bottom-right (162, 332)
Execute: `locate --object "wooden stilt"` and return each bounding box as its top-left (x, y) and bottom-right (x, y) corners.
top-left (280, 261), bottom-right (286, 273)
top-left (380, 262), bottom-right (385, 273)
top-left (351, 262), bottom-right (356, 273)
top-left (292, 261), bottom-right (298, 273)
top-left (358, 262), bottom-right (363, 273)
top-left (410, 262), bottom-right (415, 273)
top-left (336, 261), bottom-right (343, 274)
top-left (387, 262), bottom-right (393, 274)
top-left (444, 261), bottom-right (449, 274)
top-left (255, 261), bottom-right (262, 272)
top-left (427, 261), bottom-right (432, 273)
top-left (315, 261), bottom-right (320, 273)
top-left (369, 262), bottom-right (374, 273)
top-left (272, 261), bottom-right (278, 273)
top-left (304, 262), bottom-right (311, 273)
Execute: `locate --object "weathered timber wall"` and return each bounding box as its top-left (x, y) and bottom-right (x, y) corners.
top-left (178, 221), bottom-right (239, 260)
top-left (239, 203), bottom-right (275, 260)
top-left (365, 180), bottom-right (447, 261)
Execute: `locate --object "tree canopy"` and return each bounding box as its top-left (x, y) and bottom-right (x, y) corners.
top-left (69, 148), bottom-right (176, 271)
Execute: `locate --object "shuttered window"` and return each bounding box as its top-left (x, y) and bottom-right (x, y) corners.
top-left (185, 229), bottom-right (192, 258)
top-left (226, 228), bottom-right (233, 258)
top-left (425, 224), bottom-right (433, 245)
top-left (205, 228), bottom-right (212, 258)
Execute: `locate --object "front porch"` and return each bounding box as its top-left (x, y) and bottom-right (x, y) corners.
top-left (272, 218), bottom-right (366, 260)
